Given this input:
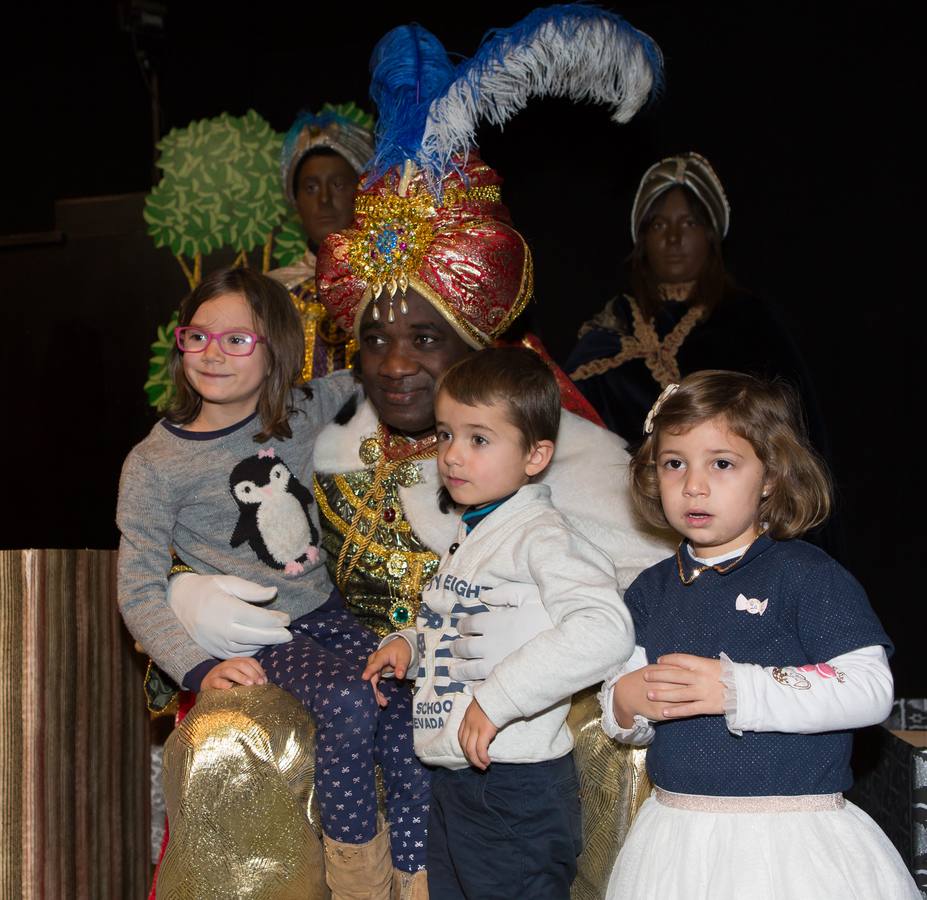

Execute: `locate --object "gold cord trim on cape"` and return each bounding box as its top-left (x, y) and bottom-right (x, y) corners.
top-left (314, 424), bottom-right (440, 630)
top-left (576, 297), bottom-right (623, 339)
top-left (570, 295), bottom-right (704, 385)
top-left (657, 281), bottom-right (695, 301)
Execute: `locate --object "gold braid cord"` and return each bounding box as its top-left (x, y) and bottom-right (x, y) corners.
top-left (576, 297), bottom-right (624, 340)
top-left (571, 296), bottom-right (704, 387)
top-left (314, 425), bottom-right (441, 637)
top-left (159, 690), bottom-right (651, 900)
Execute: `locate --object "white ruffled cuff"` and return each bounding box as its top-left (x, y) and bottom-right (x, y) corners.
top-left (719, 651), bottom-right (743, 737)
top-left (598, 678), bottom-right (655, 745)
top-left (597, 675), bottom-right (620, 735)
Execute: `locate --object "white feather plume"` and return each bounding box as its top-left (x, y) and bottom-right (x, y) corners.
top-left (420, 10), bottom-right (662, 189)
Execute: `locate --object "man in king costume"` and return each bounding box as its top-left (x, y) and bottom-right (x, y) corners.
top-left (156, 9), bottom-right (669, 899)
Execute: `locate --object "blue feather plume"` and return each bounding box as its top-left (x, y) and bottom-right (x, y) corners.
top-left (368, 24), bottom-right (456, 181)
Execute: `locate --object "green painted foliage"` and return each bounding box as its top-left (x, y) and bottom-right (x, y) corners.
top-left (143, 110), bottom-right (287, 256)
top-left (144, 309), bottom-right (179, 411)
top-left (141, 102), bottom-right (376, 409)
top-left (273, 211), bottom-right (309, 268)
top-left (321, 100), bottom-right (374, 131)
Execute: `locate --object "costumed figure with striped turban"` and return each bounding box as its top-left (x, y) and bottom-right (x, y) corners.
top-left (566, 153), bottom-right (826, 452)
top-left (270, 103), bottom-right (375, 379)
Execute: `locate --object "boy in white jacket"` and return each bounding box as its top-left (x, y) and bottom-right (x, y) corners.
top-left (363, 347), bottom-right (635, 899)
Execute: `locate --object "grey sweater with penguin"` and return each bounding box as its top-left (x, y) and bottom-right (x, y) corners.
top-left (116, 372), bottom-right (355, 685)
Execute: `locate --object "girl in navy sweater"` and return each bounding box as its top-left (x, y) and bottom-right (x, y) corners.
top-left (600, 370), bottom-right (916, 899)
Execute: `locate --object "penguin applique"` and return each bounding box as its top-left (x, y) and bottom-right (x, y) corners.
top-left (229, 448), bottom-right (320, 576)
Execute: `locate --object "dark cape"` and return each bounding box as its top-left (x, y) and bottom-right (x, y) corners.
top-left (567, 291), bottom-right (825, 452)
top-left (566, 290), bottom-right (843, 557)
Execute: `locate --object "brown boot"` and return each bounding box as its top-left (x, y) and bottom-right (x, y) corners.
top-left (391, 868), bottom-right (429, 900)
top-left (323, 827), bottom-right (393, 900)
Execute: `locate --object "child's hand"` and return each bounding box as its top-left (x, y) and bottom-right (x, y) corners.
top-left (362, 640), bottom-right (412, 708)
top-left (612, 666), bottom-right (683, 726)
top-left (200, 657), bottom-right (267, 691)
top-left (643, 653), bottom-right (725, 718)
top-left (458, 699), bottom-right (498, 770)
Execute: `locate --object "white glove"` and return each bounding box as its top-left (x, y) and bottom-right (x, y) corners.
top-left (167, 573), bottom-right (291, 659)
top-left (447, 604), bottom-right (552, 682)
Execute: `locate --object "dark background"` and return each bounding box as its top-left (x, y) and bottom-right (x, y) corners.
top-left (1, 2), bottom-right (921, 692)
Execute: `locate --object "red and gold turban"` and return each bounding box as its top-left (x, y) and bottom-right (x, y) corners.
top-left (316, 152), bottom-right (533, 349)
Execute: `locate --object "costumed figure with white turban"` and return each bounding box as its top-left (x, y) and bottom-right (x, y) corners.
top-left (270, 104), bottom-right (375, 379)
top-left (156, 8), bottom-right (670, 899)
top-left (567, 153), bottom-right (827, 457)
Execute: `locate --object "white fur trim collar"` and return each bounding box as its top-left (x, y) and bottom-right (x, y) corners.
top-left (314, 397), bottom-right (380, 474)
top-left (313, 398), bottom-right (458, 550)
top-left (312, 401), bottom-right (672, 578)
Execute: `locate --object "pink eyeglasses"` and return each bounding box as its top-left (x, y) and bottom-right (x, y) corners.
top-left (174, 327), bottom-right (267, 357)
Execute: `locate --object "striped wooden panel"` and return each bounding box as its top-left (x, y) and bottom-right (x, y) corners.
top-left (0, 550), bottom-right (150, 899)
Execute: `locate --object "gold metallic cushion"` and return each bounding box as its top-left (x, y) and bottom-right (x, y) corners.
top-left (158, 682), bottom-right (648, 899)
top-left (570, 687), bottom-right (652, 900)
top-left (158, 685), bottom-right (328, 900)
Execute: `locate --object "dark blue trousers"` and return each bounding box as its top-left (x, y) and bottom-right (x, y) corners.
top-left (256, 596), bottom-right (430, 873)
top-left (427, 753), bottom-right (583, 899)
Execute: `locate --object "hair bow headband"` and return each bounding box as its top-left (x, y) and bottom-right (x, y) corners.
top-left (643, 383), bottom-right (679, 434)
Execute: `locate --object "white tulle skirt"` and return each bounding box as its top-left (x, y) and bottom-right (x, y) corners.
top-left (606, 789), bottom-right (919, 900)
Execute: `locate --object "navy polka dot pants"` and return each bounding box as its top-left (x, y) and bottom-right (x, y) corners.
top-left (257, 606), bottom-right (430, 873)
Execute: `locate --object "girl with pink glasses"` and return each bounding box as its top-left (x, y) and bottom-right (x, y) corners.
top-left (117, 265), bottom-right (354, 695)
